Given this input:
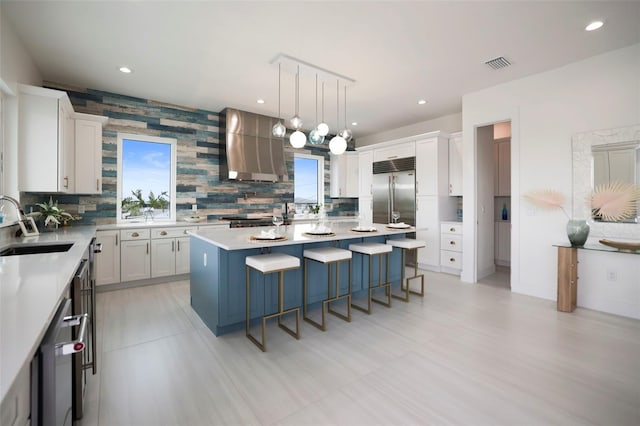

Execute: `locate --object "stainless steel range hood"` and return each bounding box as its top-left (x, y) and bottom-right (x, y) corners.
top-left (219, 108), bottom-right (288, 182)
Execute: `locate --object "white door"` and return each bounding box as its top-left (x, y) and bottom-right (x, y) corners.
top-left (120, 239), bottom-right (150, 282)
top-left (95, 230), bottom-right (120, 285)
top-left (151, 238), bottom-right (176, 278)
top-left (175, 237), bottom-right (190, 274)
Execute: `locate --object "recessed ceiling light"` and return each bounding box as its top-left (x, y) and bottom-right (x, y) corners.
top-left (119, 66), bottom-right (132, 74)
top-left (585, 21), bottom-right (603, 31)
top-left (418, 100), bottom-right (427, 105)
top-left (257, 99), bottom-right (265, 104)
top-left (351, 122), bottom-right (358, 126)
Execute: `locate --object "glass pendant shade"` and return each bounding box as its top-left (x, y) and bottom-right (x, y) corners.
top-left (338, 128), bottom-right (353, 142)
top-left (290, 115), bottom-right (303, 130)
top-left (329, 135), bottom-right (347, 155)
top-left (317, 122), bottom-right (329, 136)
top-left (272, 121), bottom-right (286, 138)
top-left (290, 130), bottom-right (306, 148)
top-left (308, 129), bottom-right (324, 145)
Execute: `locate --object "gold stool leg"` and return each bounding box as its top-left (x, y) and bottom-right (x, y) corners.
top-left (407, 248), bottom-right (425, 297)
top-left (246, 265), bottom-right (267, 352)
top-left (392, 247), bottom-right (410, 302)
top-left (303, 258), bottom-right (327, 331)
top-left (351, 252), bottom-right (373, 314)
top-left (276, 270), bottom-right (301, 339)
top-left (371, 252), bottom-right (392, 308)
top-left (327, 259), bottom-right (352, 322)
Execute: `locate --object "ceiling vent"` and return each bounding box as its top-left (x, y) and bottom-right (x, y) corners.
top-left (484, 56), bottom-right (511, 70)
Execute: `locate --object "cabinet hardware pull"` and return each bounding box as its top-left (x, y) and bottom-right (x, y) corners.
top-left (450, 241), bottom-right (455, 245)
top-left (177, 240), bottom-right (180, 251)
top-left (64, 176), bottom-right (69, 188)
top-left (415, 181), bottom-right (419, 194)
top-left (450, 227), bottom-right (455, 232)
top-left (172, 241), bottom-right (175, 252)
top-left (184, 230), bottom-right (188, 234)
top-left (388, 155), bottom-right (398, 159)
top-left (160, 231), bottom-right (167, 236)
top-left (146, 243), bottom-right (149, 254)
top-left (450, 258), bottom-right (455, 262)
top-left (132, 232), bottom-right (139, 237)
top-left (115, 234), bottom-right (118, 245)
top-left (96, 179), bottom-right (100, 191)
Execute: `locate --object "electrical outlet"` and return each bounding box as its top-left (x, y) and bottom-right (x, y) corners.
top-left (606, 270), bottom-right (617, 281)
top-left (192, 204), bottom-right (198, 211)
top-left (78, 205), bottom-right (85, 214)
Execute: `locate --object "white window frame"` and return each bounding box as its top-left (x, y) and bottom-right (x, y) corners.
top-left (294, 152), bottom-right (324, 205)
top-left (116, 132), bottom-right (177, 223)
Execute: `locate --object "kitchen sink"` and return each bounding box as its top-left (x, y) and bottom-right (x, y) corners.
top-left (0, 242), bottom-right (74, 257)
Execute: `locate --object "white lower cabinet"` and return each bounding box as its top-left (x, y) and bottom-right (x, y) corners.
top-left (120, 239), bottom-right (151, 282)
top-left (416, 196), bottom-right (440, 269)
top-left (0, 362), bottom-right (30, 426)
top-left (440, 221), bottom-right (463, 275)
top-left (95, 230), bottom-right (120, 286)
top-left (150, 227), bottom-right (195, 277)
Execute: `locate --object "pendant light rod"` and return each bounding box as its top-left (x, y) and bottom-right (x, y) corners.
top-left (336, 79), bottom-right (340, 130)
top-left (315, 74), bottom-right (318, 123)
top-left (343, 85), bottom-right (347, 125)
top-left (277, 63), bottom-right (281, 119)
top-left (321, 82), bottom-right (325, 122)
top-left (295, 65), bottom-right (299, 116)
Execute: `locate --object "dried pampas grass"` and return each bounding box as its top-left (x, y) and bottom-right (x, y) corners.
top-left (590, 182), bottom-right (640, 222)
top-left (523, 189), bottom-right (570, 219)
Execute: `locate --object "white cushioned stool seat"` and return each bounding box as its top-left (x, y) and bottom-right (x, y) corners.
top-left (349, 242), bottom-right (392, 255)
top-left (386, 238), bottom-right (426, 250)
top-left (246, 253), bottom-right (300, 273)
top-left (304, 247), bottom-right (352, 263)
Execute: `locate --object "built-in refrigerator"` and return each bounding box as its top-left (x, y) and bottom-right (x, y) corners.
top-left (372, 157), bottom-right (416, 226)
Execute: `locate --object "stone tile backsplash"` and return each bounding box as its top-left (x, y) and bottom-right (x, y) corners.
top-left (21, 83), bottom-right (357, 225)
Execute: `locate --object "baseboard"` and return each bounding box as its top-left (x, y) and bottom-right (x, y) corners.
top-left (96, 273), bottom-right (190, 292)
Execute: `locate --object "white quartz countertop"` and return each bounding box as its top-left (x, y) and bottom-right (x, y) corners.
top-left (190, 221), bottom-right (415, 251)
top-left (0, 226), bottom-right (96, 401)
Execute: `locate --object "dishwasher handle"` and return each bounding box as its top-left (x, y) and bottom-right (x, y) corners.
top-left (55, 313), bottom-right (88, 356)
top-left (93, 243), bottom-right (103, 254)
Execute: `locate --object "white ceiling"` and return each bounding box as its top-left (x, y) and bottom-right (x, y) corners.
top-left (3, 1), bottom-right (639, 139)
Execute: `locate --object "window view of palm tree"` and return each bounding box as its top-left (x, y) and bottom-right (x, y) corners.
top-left (121, 139), bottom-right (171, 220)
top-left (294, 156), bottom-right (319, 204)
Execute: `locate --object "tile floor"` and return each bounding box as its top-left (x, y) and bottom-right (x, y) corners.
top-left (80, 270), bottom-right (640, 426)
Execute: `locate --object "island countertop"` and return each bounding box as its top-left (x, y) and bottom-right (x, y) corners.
top-left (189, 221), bottom-right (415, 251)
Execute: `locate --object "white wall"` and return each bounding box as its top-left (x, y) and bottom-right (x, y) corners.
top-left (357, 112), bottom-right (461, 147)
top-left (462, 43), bottom-right (640, 319)
top-left (0, 6), bottom-right (42, 202)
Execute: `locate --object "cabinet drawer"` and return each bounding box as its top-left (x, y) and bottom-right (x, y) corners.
top-left (151, 226), bottom-right (196, 239)
top-left (440, 235), bottom-right (462, 252)
top-left (120, 228), bottom-right (150, 240)
top-left (441, 222), bottom-right (462, 235)
top-left (373, 142), bottom-right (415, 162)
top-left (441, 250), bottom-right (462, 270)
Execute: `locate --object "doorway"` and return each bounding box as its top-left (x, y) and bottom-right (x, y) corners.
top-left (475, 121), bottom-right (511, 289)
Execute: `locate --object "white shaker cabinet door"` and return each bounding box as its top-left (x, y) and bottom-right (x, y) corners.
top-left (175, 236), bottom-right (191, 275)
top-left (120, 240), bottom-right (151, 282)
top-left (151, 238), bottom-right (176, 278)
top-left (95, 230), bottom-right (120, 286)
top-left (416, 195), bottom-right (440, 268)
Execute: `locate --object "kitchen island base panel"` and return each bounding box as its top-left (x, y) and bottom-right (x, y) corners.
top-left (190, 231), bottom-right (406, 337)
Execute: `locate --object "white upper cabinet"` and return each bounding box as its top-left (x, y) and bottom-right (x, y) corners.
top-left (18, 84), bottom-right (107, 194)
top-left (372, 142), bottom-right (415, 163)
top-left (494, 139), bottom-right (511, 196)
top-left (358, 150), bottom-right (373, 197)
top-left (415, 135), bottom-right (449, 196)
top-left (330, 152), bottom-right (359, 198)
top-left (448, 132), bottom-right (463, 196)
top-left (18, 85), bottom-right (74, 192)
top-left (74, 114), bottom-right (107, 194)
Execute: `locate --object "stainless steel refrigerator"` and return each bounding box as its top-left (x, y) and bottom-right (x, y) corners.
top-left (372, 157), bottom-right (416, 226)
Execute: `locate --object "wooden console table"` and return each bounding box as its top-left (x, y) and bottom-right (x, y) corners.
top-left (554, 242), bottom-right (639, 313)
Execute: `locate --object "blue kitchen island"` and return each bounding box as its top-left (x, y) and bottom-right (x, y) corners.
top-left (189, 221), bottom-right (412, 336)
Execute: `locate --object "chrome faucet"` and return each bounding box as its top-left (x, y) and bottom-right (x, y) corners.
top-left (0, 195), bottom-right (27, 222)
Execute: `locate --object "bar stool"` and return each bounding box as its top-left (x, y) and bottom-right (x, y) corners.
top-left (246, 252), bottom-right (300, 352)
top-left (386, 238), bottom-right (426, 301)
top-left (348, 242), bottom-right (393, 314)
top-left (303, 246), bottom-right (352, 331)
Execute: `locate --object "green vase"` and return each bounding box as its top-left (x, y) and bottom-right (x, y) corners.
top-left (567, 220), bottom-right (589, 247)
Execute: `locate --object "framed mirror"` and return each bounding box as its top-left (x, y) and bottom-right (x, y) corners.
top-left (572, 124), bottom-right (640, 239)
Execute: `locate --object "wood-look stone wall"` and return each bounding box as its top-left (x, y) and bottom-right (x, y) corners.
top-left (21, 83), bottom-right (357, 225)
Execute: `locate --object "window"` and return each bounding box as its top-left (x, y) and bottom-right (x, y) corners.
top-left (117, 133), bottom-right (176, 222)
top-left (294, 153), bottom-right (324, 205)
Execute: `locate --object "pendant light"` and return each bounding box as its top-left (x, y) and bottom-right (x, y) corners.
top-left (272, 63), bottom-right (286, 138)
top-left (329, 79), bottom-right (347, 155)
top-left (289, 65), bottom-right (306, 148)
top-left (338, 85), bottom-right (353, 142)
top-left (308, 74), bottom-right (324, 145)
top-left (316, 81), bottom-right (329, 137)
